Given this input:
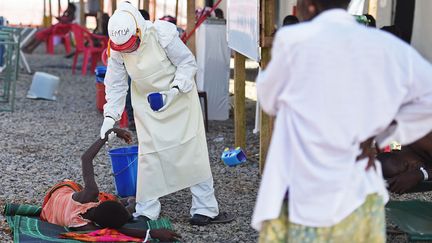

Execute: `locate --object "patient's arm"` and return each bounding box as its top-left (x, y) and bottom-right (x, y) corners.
top-left (387, 169), bottom-right (423, 194)
top-left (405, 131), bottom-right (432, 163)
top-left (73, 129), bottom-right (132, 204)
top-left (379, 150), bottom-right (427, 194)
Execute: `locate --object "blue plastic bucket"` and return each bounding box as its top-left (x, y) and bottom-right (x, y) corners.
top-left (109, 145), bottom-right (138, 197)
top-left (95, 66), bottom-right (107, 83)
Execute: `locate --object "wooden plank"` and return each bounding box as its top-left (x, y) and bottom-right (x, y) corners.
top-left (234, 52), bottom-right (246, 149)
top-left (186, 0), bottom-right (196, 55)
top-left (259, 0), bottom-right (275, 174)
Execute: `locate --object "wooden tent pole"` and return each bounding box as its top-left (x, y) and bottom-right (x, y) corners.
top-left (48, 0), bottom-right (53, 25)
top-left (144, 0), bottom-right (149, 11)
top-left (96, 0), bottom-right (105, 33)
top-left (234, 52), bottom-right (246, 149)
top-left (186, 0), bottom-right (196, 54)
top-left (175, 0), bottom-right (179, 19)
top-left (259, 0), bottom-right (275, 174)
top-left (58, 0), bottom-right (61, 17)
top-left (152, 0), bottom-right (157, 21)
top-left (79, 0), bottom-right (85, 26)
top-left (42, 0), bottom-right (47, 26)
top-left (112, 0), bottom-right (117, 13)
top-left (100, 0), bottom-right (104, 13)
top-left (368, 0), bottom-right (378, 19)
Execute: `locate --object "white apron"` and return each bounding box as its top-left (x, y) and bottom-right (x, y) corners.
top-left (122, 26), bottom-right (212, 202)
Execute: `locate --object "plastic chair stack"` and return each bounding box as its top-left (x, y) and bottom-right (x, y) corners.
top-left (70, 24), bottom-right (108, 76)
top-left (45, 23), bottom-right (72, 55)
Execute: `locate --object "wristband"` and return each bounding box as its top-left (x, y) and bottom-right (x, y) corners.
top-left (143, 229), bottom-right (151, 242)
top-left (420, 167), bottom-right (428, 181)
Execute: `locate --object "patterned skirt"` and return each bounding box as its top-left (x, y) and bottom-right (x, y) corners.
top-left (258, 194), bottom-right (386, 243)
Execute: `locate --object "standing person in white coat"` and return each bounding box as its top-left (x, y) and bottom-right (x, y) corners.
top-left (100, 2), bottom-right (234, 226)
top-left (253, 0), bottom-right (432, 242)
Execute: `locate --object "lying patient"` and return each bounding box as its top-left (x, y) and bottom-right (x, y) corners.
top-left (40, 128), bottom-right (181, 242)
top-left (378, 132), bottom-right (432, 194)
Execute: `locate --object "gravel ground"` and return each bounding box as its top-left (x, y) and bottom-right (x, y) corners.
top-left (1, 46), bottom-right (430, 243)
top-left (0, 46), bottom-right (260, 243)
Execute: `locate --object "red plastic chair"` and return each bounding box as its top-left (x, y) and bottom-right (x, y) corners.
top-left (45, 23), bottom-right (72, 55)
top-left (70, 24), bottom-right (108, 75)
top-left (35, 23), bottom-right (71, 54)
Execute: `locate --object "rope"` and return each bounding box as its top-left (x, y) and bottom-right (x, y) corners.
top-left (181, 0), bottom-right (223, 43)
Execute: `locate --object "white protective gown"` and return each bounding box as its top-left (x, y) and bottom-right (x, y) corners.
top-left (104, 4), bottom-right (212, 202)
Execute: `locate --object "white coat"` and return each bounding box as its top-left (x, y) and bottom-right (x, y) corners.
top-left (252, 9), bottom-right (432, 230)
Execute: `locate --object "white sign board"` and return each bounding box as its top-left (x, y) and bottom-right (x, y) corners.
top-left (227, 0), bottom-right (260, 61)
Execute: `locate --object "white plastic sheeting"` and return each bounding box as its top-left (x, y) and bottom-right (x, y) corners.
top-left (348, 0), bottom-right (366, 15)
top-left (196, 20), bottom-right (231, 120)
top-left (412, 0), bottom-right (432, 63)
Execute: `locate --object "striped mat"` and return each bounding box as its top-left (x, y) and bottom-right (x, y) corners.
top-left (3, 203), bottom-right (175, 243)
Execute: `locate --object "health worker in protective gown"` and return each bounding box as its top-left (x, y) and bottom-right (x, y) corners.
top-left (99, 2), bottom-right (234, 226)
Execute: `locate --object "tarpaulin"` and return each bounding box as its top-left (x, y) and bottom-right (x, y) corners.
top-left (196, 19), bottom-right (231, 121)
